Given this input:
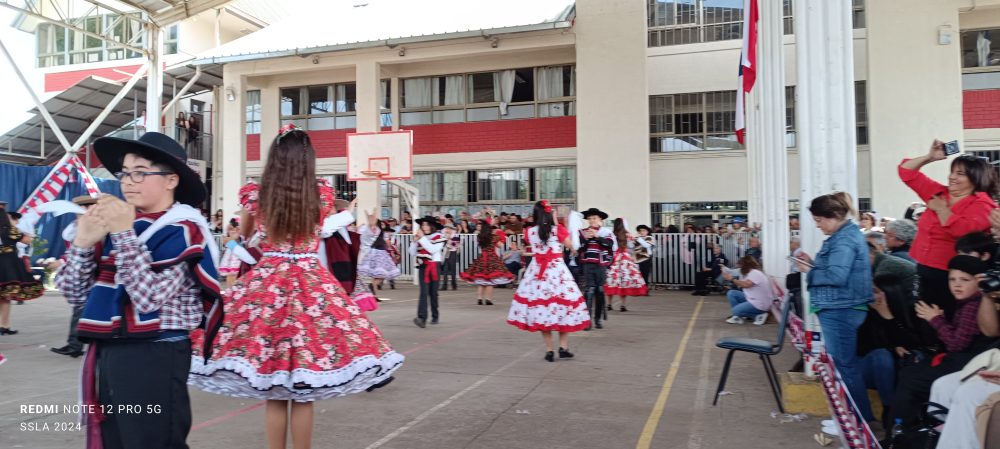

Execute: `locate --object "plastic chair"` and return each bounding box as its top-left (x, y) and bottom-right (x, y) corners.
top-left (711, 295), bottom-right (793, 413)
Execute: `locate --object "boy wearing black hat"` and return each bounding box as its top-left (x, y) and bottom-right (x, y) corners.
top-left (56, 132), bottom-right (222, 449)
top-left (635, 225), bottom-right (654, 288)
top-left (579, 208), bottom-right (617, 329)
top-left (411, 216), bottom-right (447, 327)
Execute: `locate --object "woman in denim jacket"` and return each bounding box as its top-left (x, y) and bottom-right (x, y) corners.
top-left (797, 192), bottom-right (875, 423)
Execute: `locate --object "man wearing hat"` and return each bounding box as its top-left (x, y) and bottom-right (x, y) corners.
top-left (439, 222), bottom-right (461, 291)
top-left (56, 132), bottom-right (222, 449)
top-left (579, 208), bottom-right (616, 329)
top-left (635, 225), bottom-right (655, 288)
top-left (50, 195), bottom-right (98, 358)
top-left (411, 216), bottom-right (447, 327)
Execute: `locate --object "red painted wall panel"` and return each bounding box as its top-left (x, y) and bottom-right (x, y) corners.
top-left (963, 89), bottom-right (1000, 129)
top-left (246, 134), bottom-right (260, 161)
top-left (44, 64), bottom-right (144, 92)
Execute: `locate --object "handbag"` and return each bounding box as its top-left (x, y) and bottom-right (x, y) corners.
top-left (888, 402), bottom-right (947, 449)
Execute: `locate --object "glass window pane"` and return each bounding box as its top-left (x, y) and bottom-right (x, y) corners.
top-left (537, 66), bottom-right (575, 100)
top-left (401, 111), bottom-right (431, 126)
top-left (651, 136), bottom-right (705, 152)
top-left (705, 91), bottom-right (735, 133)
top-left (434, 76), bottom-right (465, 106)
top-left (246, 90), bottom-right (261, 123)
top-left (336, 84), bottom-right (357, 113)
top-left (85, 17), bottom-right (102, 48)
top-left (432, 109), bottom-right (464, 123)
top-left (537, 167), bottom-right (575, 200)
top-left (308, 117), bottom-right (335, 131)
top-left (402, 78), bottom-right (432, 108)
top-left (477, 169), bottom-right (529, 201)
top-left (501, 104), bottom-right (535, 120)
top-left (467, 107), bottom-right (500, 122)
top-left (673, 93), bottom-right (703, 134)
top-left (962, 29), bottom-right (1000, 68)
top-left (335, 116), bottom-right (356, 129)
top-left (538, 101), bottom-right (575, 117)
top-left (703, 0), bottom-right (743, 24)
top-left (511, 68), bottom-right (535, 102)
top-left (705, 134), bottom-right (741, 151)
top-left (308, 86), bottom-right (332, 114)
top-left (280, 88), bottom-right (301, 116)
top-left (650, 95), bottom-right (673, 133)
top-left (469, 72), bottom-right (499, 104)
top-left (443, 172), bottom-right (466, 201)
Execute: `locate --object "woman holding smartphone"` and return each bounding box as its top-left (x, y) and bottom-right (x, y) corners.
top-left (898, 140), bottom-right (997, 320)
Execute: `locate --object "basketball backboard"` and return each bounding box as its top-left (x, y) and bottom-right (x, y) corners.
top-left (346, 130), bottom-right (413, 181)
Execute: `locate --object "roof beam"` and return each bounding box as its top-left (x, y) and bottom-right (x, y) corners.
top-left (0, 0), bottom-right (148, 55)
top-left (152, 0), bottom-right (232, 26)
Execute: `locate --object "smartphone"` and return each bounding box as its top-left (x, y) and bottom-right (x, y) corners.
top-left (944, 140), bottom-right (960, 156)
top-left (787, 255), bottom-right (814, 268)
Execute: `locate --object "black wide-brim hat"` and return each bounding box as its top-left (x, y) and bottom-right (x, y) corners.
top-left (636, 224), bottom-right (651, 233)
top-left (94, 132), bottom-right (206, 207)
top-left (582, 208), bottom-right (608, 220)
top-left (416, 215), bottom-right (444, 230)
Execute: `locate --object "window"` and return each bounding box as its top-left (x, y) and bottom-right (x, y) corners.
top-left (649, 91), bottom-right (741, 152)
top-left (280, 83), bottom-right (357, 131)
top-left (475, 169), bottom-right (530, 201)
top-left (409, 172), bottom-right (467, 202)
top-left (401, 66), bottom-right (573, 125)
top-left (36, 13), bottom-right (149, 67)
top-left (961, 28), bottom-right (1000, 70)
top-left (165, 25), bottom-right (179, 55)
top-left (648, 0), bottom-right (862, 47)
top-left (855, 81), bottom-right (868, 145)
top-left (245, 90), bottom-right (261, 134)
top-left (536, 167), bottom-right (575, 200)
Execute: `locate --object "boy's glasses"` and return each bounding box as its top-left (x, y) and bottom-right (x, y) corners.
top-left (114, 170), bottom-right (174, 183)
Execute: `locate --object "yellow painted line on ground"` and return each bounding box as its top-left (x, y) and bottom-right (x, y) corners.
top-left (636, 298), bottom-right (704, 449)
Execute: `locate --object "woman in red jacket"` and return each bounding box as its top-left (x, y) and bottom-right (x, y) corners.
top-left (899, 139), bottom-right (998, 318)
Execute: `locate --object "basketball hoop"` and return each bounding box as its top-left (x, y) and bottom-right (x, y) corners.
top-left (360, 170), bottom-right (383, 179)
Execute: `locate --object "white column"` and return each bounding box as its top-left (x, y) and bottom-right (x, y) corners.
top-left (145, 24), bottom-right (163, 133)
top-left (575, 0), bottom-right (649, 227)
top-left (219, 70), bottom-right (246, 215)
top-left (794, 0), bottom-right (858, 360)
top-left (748, 0), bottom-right (789, 282)
top-left (259, 86), bottom-right (280, 162)
top-left (355, 60), bottom-right (381, 225)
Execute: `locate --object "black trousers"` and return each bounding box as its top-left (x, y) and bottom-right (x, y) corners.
top-left (67, 305), bottom-right (84, 351)
top-left (439, 253), bottom-right (458, 289)
top-left (583, 264), bottom-right (607, 323)
top-left (890, 351), bottom-right (975, 426)
top-left (638, 260), bottom-right (652, 286)
top-left (97, 338), bottom-right (192, 449)
top-left (417, 263), bottom-right (440, 321)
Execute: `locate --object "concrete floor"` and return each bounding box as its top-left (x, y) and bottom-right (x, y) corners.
top-left (1, 285), bottom-right (821, 449)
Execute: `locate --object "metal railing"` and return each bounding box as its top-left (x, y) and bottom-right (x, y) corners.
top-left (392, 232), bottom-right (763, 286)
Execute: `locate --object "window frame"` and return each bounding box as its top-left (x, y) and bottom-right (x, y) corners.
top-left (960, 27), bottom-right (1000, 73)
top-left (279, 83), bottom-right (359, 131)
top-left (648, 90), bottom-right (743, 153)
top-left (245, 90), bottom-right (262, 135)
top-left (400, 65), bottom-right (575, 125)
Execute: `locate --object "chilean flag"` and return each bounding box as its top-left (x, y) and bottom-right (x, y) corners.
top-left (735, 0), bottom-right (759, 145)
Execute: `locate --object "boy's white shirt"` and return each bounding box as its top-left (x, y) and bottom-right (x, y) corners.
top-left (409, 232), bottom-right (444, 262)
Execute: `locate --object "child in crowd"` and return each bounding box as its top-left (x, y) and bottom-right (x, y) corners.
top-left (578, 207), bottom-right (615, 329)
top-left (461, 218), bottom-right (514, 305)
top-left (411, 216), bottom-right (446, 327)
top-left (604, 218), bottom-right (648, 312)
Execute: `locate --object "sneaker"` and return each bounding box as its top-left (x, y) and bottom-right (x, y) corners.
top-left (821, 419), bottom-right (835, 427)
top-left (413, 318), bottom-right (427, 328)
top-left (753, 313), bottom-right (769, 325)
top-left (821, 424), bottom-right (841, 436)
top-left (725, 316), bottom-right (745, 325)
top-left (620, 306), bottom-right (627, 312)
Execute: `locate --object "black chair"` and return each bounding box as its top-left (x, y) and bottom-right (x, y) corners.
top-left (711, 295), bottom-right (793, 413)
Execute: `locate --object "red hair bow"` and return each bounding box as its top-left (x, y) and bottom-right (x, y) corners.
top-left (540, 200), bottom-right (552, 213)
top-left (277, 123), bottom-right (301, 141)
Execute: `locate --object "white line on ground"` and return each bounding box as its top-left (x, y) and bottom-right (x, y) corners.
top-left (363, 348), bottom-right (537, 449)
top-left (687, 327), bottom-right (714, 449)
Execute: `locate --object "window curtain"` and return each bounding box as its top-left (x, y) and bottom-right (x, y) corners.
top-left (538, 167), bottom-right (575, 199)
top-left (403, 78), bottom-right (432, 108)
top-left (978, 31), bottom-right (992, 67)
top-left (443, 172), bottom-right (465, 201)
top-left (436, 75), bottom-right (464, 106)
top-left (538, 66), bottom-right (575, 116)
top-left (499, 70), bottom-right (516, 115)
top-left (379, 81), bottom-right (392, 127)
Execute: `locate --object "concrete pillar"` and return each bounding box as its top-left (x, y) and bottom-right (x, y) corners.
top-left (794, 0), bottom-right (859, 359)
top-left (575, 0), bottom-right (649, 226)
top-left (145, 24), bottom-right (163, 133)
top-left (867, 1), bottom-right (964, 213)
top-left (748, 0), bottom-right (789, 280)
top-left (259, 86), bottom-right (280, 162)
top-left (355, 60), bottom-right (381, 225)
top-left (219, 68), bottom-right (246, 215)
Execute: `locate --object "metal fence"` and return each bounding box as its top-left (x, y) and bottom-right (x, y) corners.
top-left (392, 232), bottom-right (762, 286)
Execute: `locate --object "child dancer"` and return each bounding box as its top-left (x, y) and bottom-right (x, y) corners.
top-left (188, 126), bottom-right (403, 449)
top-left (411, 216), bottom-right (446, 327)
top-left (605, 218), bottom-right (648, 311)
top-left (461, 219), bottom-right (514, 305)
top-left (357, 218), bottom-right (400, 291)
top-left (507, 201), bottom-right (591, 361)
top-left (0, 203), bottom-right (43, 335)
top-left (217, 217), bottom-right (242, 287)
